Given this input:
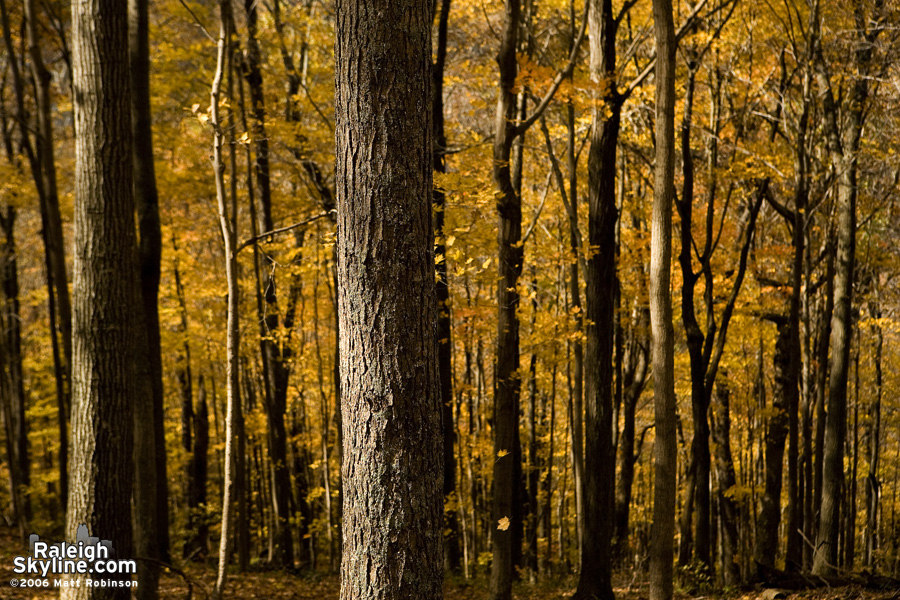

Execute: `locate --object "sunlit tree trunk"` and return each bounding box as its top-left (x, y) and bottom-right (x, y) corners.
top-left (210, 1), bottom-right (242, 595)
top-left (65, 0), bottom-right (136, 597)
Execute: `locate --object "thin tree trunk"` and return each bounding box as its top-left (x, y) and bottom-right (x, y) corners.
top-left (192, 377), bottom-right (210, 560)
top-left (236, 0), bottom-right (295, 567)
top-left (676, 66), bottom-right (711, 574)
top-left (432, 0), bottom-right (461, 573)
top-left (711, 374), bottom-right (740, 587)
top-left (865, 295), bottom-right (883, 569)
top-left (0, 205), bottom-right (28, 534)
top-left (648, 0), bottom-right (677, 596)
top-left (490, 3), bottom-right (524, 597)
top-left (756, 317), bottom-right (791, 572)
top-left (3, 0), bottom-right (71, 512)
top-left (211, 1), bottom-right (242, 595)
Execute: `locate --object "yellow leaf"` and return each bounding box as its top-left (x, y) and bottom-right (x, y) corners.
top-left (238, 131), bottom-right (251, 145)
top-left (482, 258), bottom-right (492, 269)
top-left (497, 517), bottom-right (510, 531)
top-left (497, 449), bottom-right (509, 458)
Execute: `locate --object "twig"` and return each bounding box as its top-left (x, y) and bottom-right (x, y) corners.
top-left (178, 0), bottom-right (216, 44)
top-left (236, 210), bottom-right (334, 253)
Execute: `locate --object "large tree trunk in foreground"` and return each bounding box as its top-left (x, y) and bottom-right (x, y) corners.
top-left (335, 1), bottom-right (443, 598)
top-left (64, 0), bottom-right (136, 597)
top-left (648, 0), bottom-right (677, 596)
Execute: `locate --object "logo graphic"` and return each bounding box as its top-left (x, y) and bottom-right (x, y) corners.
top-left (10, 524), bottom-right (137, 590)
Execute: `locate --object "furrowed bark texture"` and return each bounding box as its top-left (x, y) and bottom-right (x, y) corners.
top-left (65, 0), bottom-right (136, 598)
top-left (335, 1), bottom-right (444, 598)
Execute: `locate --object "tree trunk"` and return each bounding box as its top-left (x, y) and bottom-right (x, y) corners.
top-left (13, 0), bottom-right (72, 513)
top-left (432, 0), bottom-right (461, 573)
top-left (756, 317), bottom-right (791, 572)
top-left (676, 66), bottom-right (711, 575)
top-left (0, 205), bottom-right (29, 533)
top-left (210, 2), bottom-right (242, 595)
top-left (648, 0), bottom-right (677, 597)
top-left (189, 376), bottom-right (210, 560)
top-left (490, 2), bottom-right (523, 598)
top-left (128, 0), bottom-right (167, 592)
top-left (812, 3), bottom-right (878, 566)
top-left (236, 0), bottom-right (295, 568)
top-left (572, 1), bottom-right (619, 598)
top-left (335, 1), bottom-right (444, 598)
top-left (711, 374), bottom-right (740, 587)
top-left (865, 296), bottom-right (883, 569)
top-left (64, 0), bottom-right (137, 596)
top-left (0, 99), bottom-right (30, 530)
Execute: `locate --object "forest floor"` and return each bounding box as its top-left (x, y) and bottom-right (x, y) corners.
top-left (0, 529), bottom-right (897, 599)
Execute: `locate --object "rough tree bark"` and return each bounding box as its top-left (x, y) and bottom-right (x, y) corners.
top-left (64, 0), bottom-right (137, 597)
top-left (335, 0), bottom-right (444, 598)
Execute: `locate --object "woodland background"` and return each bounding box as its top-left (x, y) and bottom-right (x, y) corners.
top-left (0, 0), bottom-right (899, 598)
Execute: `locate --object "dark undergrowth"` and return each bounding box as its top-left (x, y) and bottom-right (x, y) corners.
top-left (0, 528), bottom-right (896, 600)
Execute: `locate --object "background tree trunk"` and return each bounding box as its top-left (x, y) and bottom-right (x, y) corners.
top-left (491, 2), bottom-right (524, 598)
top-left (128, 0), bottom-right (167, 593)
top-left (432, 0), bottom-right (461, 573)
top-left (648, 0), bottom-right (677, 596)
top-left (575, 0), bottom-right (620, 597)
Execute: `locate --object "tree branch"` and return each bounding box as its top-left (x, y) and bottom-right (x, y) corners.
top-left (236, 210), bottom-right (334, 253)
